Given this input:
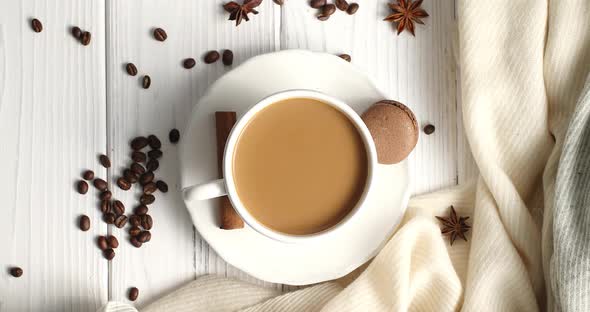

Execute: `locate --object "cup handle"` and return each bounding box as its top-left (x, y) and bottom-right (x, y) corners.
top-left (183, 179), bottom-right (227, 202)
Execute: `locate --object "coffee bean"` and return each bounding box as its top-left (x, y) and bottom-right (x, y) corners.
top-left (100, 190), bottom-right (112, 201)
top-left (103, 213), bottom-right (116, 224)
top-left (80, 31), bottom-right (92, 46)
top-left (153, 28), bottom-right (167, 41)
top-left (9, 267), bottom-right (23, 278)
top-left (82, 170), bottom-right (94, 180)
top-left (71, 26), bottom-right (82, 39)
top-left (335, 0), bottom-right (349, 11)
top-left (128, 287), bottom-right (139, 301)
top-left (134, 205), bottom-right (148, 215)
top-left (346, 3), bottom-right (359, 14)
top-left (147, 135), bottom-right (161, 149)
top-left (99, 154), bottom-right (111, 168)
top-left (423, 124), bottom-right (435, 135)
top-left (131, 137), bottom-right (149, 150)
top-left (148, 149), bottom-right (163, 159)
top-left (31, 18), bottom-right (43, 33)
top-left (124, 169), bottom-right (139, 184)
top-left (130, 163), bottom-right (146, 175)
top-left (77, 180), bottom-right (89, 194)
top-left (130, 237), bottom-right (142, 248)
top-left (204, 51), bottom-right (220, 64)
top-left (100, 199), bottom-right (111, 214)
top-left (103, 248), bottom-right (115, 260)
top-left (141, 214), bottom-right (153, 230)
top-left (126, 63), bottom-right (138, 76)
top-left (129, 226), bottom-right (141, 237)
top-left (112, 200), bottom-right (125, 215)
top-left (114, 215), bottom-right (128, 228)
top-left (142, 75), bottom-right (151, 89)
top-left (317, 14), bottom-right (330, 21)
top-left (107, 236), bottom-right (119, 248)
top-left (79, 215), bottom-right (90, 231)
top-left (143, 182), bottom-right (157, 195)
top-left (129, 215), bottom-right (141, 227)
top-left (137, 231), bottom-right (151, 243)
top-left (97, 236), bottom-right (108, 250)
top-left (131, 151), bottom-right (146, 163)
top-left (139, 171), bottom-right (154, 185)
top-left (183, 58), bottom-right (196, 69)
top-left (93, 178), bottom-right (108, 191)
top-left (117, 177), bottom-right (131, 191)
top-left (273, 0), bottom-right (284, 4)
top-left (339, 54), bottom-right (351, 62)
top-left (140, 194), bottom-right (155, 205)
top-left (146, 159), bottom-right (159, 171)
top-left (169, 129), bottom-right (180, 143)
top-left (156, 180), bottom-right (169, 193)
top-left (323, 4), bottom-right (336, 16)
top-left (310, 0), bottom-right (326, 9)
top-left (222, 50), bottom-right (234, 66)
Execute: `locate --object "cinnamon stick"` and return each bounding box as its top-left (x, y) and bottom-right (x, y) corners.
top-left (215, 112), bottom-right (244, 230)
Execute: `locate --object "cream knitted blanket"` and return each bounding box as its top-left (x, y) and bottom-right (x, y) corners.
top-left (100, 0), bottom-right (590, 311)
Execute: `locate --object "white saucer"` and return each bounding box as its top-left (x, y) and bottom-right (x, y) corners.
top-left (179, 50), bottom-right (411, 285)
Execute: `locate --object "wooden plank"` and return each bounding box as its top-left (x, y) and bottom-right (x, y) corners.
top-left (0, 1), bottom-right (108, 311)
top-left (105, 0), bottom-right (281, 307)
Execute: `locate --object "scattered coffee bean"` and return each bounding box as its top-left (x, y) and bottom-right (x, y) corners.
top-left (310, 0), bottom-right (326, 9)
top-left (339, 54), bottom-right (351, 62)
top-left (323, 4), bottom-right (336, 16)
top-left (317, 14), bottom-right (330, 21)
top-left (107, 236), bottom-right (119, 248)
top-left (100, 199), bottom-right (111, 214)
top-left (94, 178), bottom-right (108, 191)
top-left (80, 31), bottom-right (92, 46)
top-left (31, 18), bottom-right (43, 33)
top-left (83, 170), bottom-right (94, 180)
top-left (128, 287), bottom-right (139, 301)
top-left (335, 0), bottom-right (349, 11)
top-left (141, 214), bottom-right (153, 230)
top-left (129, 226), bottom-right (141, 237)
top-left (97, 236), bottom-right (108, 250)
top-left (131, 137), bottom-right (149, 150)
top-left (139, 171), bottom-right (155, 185)
top-left (146, 159), bottom-right (159, 171)
top-left (423, 124), bottom-right (435, 135)
top-left (222, 50), bottom-right (234, 66)
top-left (347, 3), bottom-right (359, 15)
top-left (137, 231), bottom-right (151, 243)
top-left (147, 149), bottom-right (162, 159)
top-left (129, 215), bottom-right (141, 227)
top-left (9, 267), bottom-right (23, 278)
top-left (77, 180), bottom-right (89, 194)
top-left (79, 215), bottom-right (90, 231)
top-left (71, 26), bottom-right (82, 39)
top-left (123, 169), bottom-right (139, 184)
top-left (126, 63), bottom-right (138, 76)
top-left (147, 135), bottom-right (161, 149)
top-left (130, 237), bottom-right (142, 248)
top-left (142, 75), bottom-right (151, 89)
top-left (130, 163), bottom-right (146, 175)
top-left (112, 200), bottom-right (125, 215)
top-left (143, 182), bottom-right (157, 195)
top-left (156, 180), bottom-right (169, 193)
top-left (169, 129), bottom-right (180, 143)
top-left (131, 151), bottom-right (146, 163)
top-left (183, 58), bottom-right (196, 69)
top-left (204, 51), bottom-right (220, 64)
top-left (103, 213), bottom-right (116, 224)
top-left (103, 248), bottom-right (115, 260)
top-left (100, 190), bottom-right (112, 201)
top-left (273, 0), bottom-right (284, 5)
top-left (99, 154), bottom-right (111, 168)
top-left (117, 177), bottom-right (131, 191)
top-left (114, 215), bottom-right (128, 228)
top-left (134, 205), bottom-right (148, 216)
top-left (153, 28), bottom-right (167, 41)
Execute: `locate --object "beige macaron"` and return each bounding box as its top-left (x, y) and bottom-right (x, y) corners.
top-left (361, 100), bottom-right (418, 164)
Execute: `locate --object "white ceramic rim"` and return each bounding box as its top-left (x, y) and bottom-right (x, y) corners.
top-left (222, 89), bottom-right (378, 244)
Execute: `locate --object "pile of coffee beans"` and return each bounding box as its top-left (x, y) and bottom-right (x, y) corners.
top-left (311, 0), bottom-right (359, 20)
top-left (71, 26), bottom-right (92, 46)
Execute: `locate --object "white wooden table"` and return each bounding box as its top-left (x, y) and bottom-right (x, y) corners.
top-left (0, 1), bottom-right (475, 311)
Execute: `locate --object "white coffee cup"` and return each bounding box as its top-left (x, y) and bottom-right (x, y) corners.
top-left (182, 90), bottom-right (378, 243)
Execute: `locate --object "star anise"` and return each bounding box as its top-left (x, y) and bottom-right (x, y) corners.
top-left (224, 0), bottom-right (262, 27)
top-left (435, 206), bottom-right (470, 246)
top-left (384, 0), bottom-right (429, 36)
